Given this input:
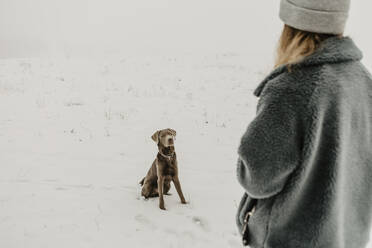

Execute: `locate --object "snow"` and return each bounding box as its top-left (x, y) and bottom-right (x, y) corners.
top-left (0, 54), bottom-right (267, 248)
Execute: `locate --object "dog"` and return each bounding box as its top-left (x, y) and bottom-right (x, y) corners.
top-left (139, 128), bottom-right (187, 210)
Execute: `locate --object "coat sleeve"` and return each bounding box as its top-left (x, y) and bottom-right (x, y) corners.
top-left (236, 85), bottom-right (306, 199)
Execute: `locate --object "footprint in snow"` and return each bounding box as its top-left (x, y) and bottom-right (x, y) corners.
top-left (134, 214), bottom-right (157, 230)
top-left (191, 216), bottom-right (210, 232)
top-left (55, 187), bottom-right (68, 191)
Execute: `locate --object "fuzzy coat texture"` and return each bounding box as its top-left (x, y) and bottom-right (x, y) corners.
top-left (236, 36), bottom-right (372, 248)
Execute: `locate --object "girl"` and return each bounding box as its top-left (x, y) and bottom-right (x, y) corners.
top-left (236, 1), bottom-right (372, 247)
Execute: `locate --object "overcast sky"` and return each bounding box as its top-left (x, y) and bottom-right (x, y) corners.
top-left (0, 0), bottom-right (371, 65)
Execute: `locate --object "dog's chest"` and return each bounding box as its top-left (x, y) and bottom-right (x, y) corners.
top-left (162, 163), bottom-right (176, 177)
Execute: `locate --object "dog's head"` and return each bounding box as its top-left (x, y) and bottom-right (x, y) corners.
top-left (151, 128), bottom-right (176, 147)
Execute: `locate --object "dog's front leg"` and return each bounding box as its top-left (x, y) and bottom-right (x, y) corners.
top-left (156, 163), bottom-right (165, 210)
top-left (156, 162), bottom-right (166, 210)
top-left (173, 176), bottom-right (186, 204)
top-left (157, 176), bottom-right (166, 210)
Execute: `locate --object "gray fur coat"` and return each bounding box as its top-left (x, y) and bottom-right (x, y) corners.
top-left (236, 36), bottom-right (372, 248)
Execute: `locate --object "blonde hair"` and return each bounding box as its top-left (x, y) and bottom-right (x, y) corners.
top-left (274, 24), bottom-right (342, 70)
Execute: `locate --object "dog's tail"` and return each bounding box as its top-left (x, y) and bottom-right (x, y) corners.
top-left (139, 177), bottom-right (145, 186)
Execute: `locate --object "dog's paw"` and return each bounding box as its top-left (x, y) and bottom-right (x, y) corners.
top-left (181, 199), bottom-right (187, 204)
top-left (159, 199), bottom-right (166, 210)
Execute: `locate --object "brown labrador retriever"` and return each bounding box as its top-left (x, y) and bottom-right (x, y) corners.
top-left (139, 128), bottom-right (187, 210)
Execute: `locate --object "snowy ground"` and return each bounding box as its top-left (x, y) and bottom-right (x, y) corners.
top-left (0, 55), bottom-right (371, 248)
top-left (0, 54), bottom-right (266, 248)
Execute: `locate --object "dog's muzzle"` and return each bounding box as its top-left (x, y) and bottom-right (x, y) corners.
top-left (165, 135), bottom-right (175, 146)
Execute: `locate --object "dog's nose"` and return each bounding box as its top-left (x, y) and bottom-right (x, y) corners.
top-left (168, 138), bottom-right (173, 143)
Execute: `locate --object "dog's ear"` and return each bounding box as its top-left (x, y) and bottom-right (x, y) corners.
top-left (168, 128), bottom-right (176, 137)
top-left (151, 130), bottom-right (160, 143)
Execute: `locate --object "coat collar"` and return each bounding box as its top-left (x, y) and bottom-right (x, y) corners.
top-left (253, 36), bottom-right (363, 97)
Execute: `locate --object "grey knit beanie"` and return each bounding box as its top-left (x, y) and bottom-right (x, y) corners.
top-left (279, 0), bottom-right (351, 34)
